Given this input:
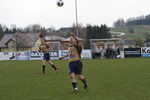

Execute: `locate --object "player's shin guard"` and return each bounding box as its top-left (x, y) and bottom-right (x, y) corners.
top-left (81, 78), bottom-right (86, 84)
top-left (72, 82), bottom-right (77, 89)
top-left (42, 65), bottom-right (45, 73)
top-left (81, 78), bottom-right (88, 89)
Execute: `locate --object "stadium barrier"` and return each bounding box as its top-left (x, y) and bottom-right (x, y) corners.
top-left (124, 48), bottom-right (141, 57)
top-left (0, 50), bottom-right (92, 61)
top-left (1, 48), bottom-right (149, 61)
top-left (124, 47), bottom-right (150, 58)
top-left (141, 47), bottom-right (150, 57)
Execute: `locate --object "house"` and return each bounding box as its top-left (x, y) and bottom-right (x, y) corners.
top-left (43, 35), bottom-right (84, 50)
top-left (0, 33), bottom-right (41, 52)
top-left (0, 34), bottom-right (15, 52)
top-left (0, 33), bottom-right (85, 52)
top-left (44, 35), bottom-right (65, 50)
top-left (144, 39), bottom-right (150, 47)
top-left (61, 37), bottom-right (84, 50)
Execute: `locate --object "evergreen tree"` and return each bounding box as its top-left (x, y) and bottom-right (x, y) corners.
top-left (85, 24), bottom-right (111, 49)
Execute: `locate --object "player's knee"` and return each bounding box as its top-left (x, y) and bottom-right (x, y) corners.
top-left (77, 75), bottom-right (81, 80)
top-left (48, 61), bottom-right (53, 65)
top-left (70, 74), bottom-right (75, 80)
top-left (42, 62), bottom-right (45, 65)
top-left (77, 75), bottom-right (83, 80)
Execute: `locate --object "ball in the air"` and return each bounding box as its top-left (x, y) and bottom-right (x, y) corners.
top-left (57, 0), bottom-right (64, 7)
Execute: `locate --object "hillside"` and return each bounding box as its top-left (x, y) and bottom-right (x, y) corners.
top-left (110, 25), bottom-right (150, 39)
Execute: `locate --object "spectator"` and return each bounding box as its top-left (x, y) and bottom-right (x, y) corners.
top-left (95, 45), bottom-right (101, 58)
top-left (100, 46), bottom-right (105, 59)
top-left (105, 47), bottom-right (110, 59)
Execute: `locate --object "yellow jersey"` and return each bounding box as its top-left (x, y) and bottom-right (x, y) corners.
top-left (68, 45), bottom-right (80, 62)
top-left (39, 43), bottom-right (50, 53)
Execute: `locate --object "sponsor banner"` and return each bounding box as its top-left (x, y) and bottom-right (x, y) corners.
top-left (16, 51), bottom-right (30, 60)
top-left (141, 47), bottom-right (150, 57)
top-left (30, 51), bottom-right (43, 60)
top-left (49, 50), bottom-right (59, 60)
top-left (81, 50), bottom-right (92, 59)
top-left (0, 52), bottom-right (16, 60)
top-left (0, 52), bottom-right (3, 61)
top-left (58, 50), bottom-right (69, 60)
top-left (58, 50), bottom-right (92, 60)
top-left (0, 50), bottom-right (92, 61)
top-left (30, 51), bottom-right (59, 60)
top-left (124, 48), bottom-right (141, 57)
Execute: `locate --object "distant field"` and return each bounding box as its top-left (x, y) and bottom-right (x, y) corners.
top-left (110, 25), bottom-right (150, 34)
top-left (110, 25), bottom-right (150, 39)
top-left (0, 58), bottom-right (150, 100)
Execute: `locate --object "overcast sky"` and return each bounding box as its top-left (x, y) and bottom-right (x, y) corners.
top-left (0, 0), bottom-right (150, 29)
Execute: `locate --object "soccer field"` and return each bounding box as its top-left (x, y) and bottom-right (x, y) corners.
top-left (0, 58), bottom-right (150, 100)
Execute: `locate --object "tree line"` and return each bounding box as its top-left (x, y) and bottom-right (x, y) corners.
top-left (0, 24), bottom-right (50, 34)
top-left (113, 14), bottom-right (150, 27)
top-left (0, 23), bottom-right (111, 49)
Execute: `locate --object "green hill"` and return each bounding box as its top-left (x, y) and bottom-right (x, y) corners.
top-left (110, 25), bottom-right (150, 39)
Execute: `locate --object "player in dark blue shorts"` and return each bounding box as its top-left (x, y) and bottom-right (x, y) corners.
top-left (69, 60), bottom-right (83, 75)
top-left (59, 33), bottom-right (88, 92)
top-left (39, 38), bottom-right (59, 74)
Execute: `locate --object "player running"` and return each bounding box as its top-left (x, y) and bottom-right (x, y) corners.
top-left (59, 33), bottom-right (88, 92)
top-left (39, 38), bottom-right (59, 74)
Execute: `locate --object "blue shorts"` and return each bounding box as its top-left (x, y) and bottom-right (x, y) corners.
top-left (68, 60), bottom-right (83, 75)
top-left (43, 53), bottom-right (50, 61)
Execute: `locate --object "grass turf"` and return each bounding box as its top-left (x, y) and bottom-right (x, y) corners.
top-left (0, 58), bottom-right (150, 100)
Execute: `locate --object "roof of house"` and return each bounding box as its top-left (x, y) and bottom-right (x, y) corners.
top-left (45, 36), bottom-right (65, 41)
top-left (0, 33), bottom-right (41, 48)
top-left (62, 37), bottom-right (84, 42)
top-left (0, 34), bottom-right (14, 48)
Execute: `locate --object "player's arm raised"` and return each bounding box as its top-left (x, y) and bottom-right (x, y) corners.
top-left (59, 53), bottom-right (69, 60)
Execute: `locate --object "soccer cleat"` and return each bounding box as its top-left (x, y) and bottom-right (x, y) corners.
top-left (55, 68), bottom-right (59, 73)
top-left (39, 71), bottom-right (45, 74)
top-left (73, 88), bottom-right (79, 93)
top-left (84, 83), bottom-right (88, 89)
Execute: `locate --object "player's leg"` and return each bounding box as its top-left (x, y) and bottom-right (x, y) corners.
top-left (69, 62), bottom-right (79, 92)
top-left (76, 61), bottom-right (88, 89)
top-left (47, 60), bottom-right (59, 72)
top-left (44, 53), bottom-right (58, 72)
top-left (41, 60), bottom-right (46, 74)
top-left (77, 74), bottom-right (88, 89)
top-left (70, 73), bottom-right (78, 92)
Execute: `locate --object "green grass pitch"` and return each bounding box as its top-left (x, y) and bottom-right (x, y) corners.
top-left (0, 58), bottom-right (150, 100)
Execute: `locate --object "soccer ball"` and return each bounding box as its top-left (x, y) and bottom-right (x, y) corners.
top-left (57, 0), bottom-right (64, 7)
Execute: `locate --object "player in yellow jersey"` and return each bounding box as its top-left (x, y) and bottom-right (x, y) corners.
top-left (39, 38), bottom-right (59, 74)
top-left (59, 33), bottom-right (88, 92)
